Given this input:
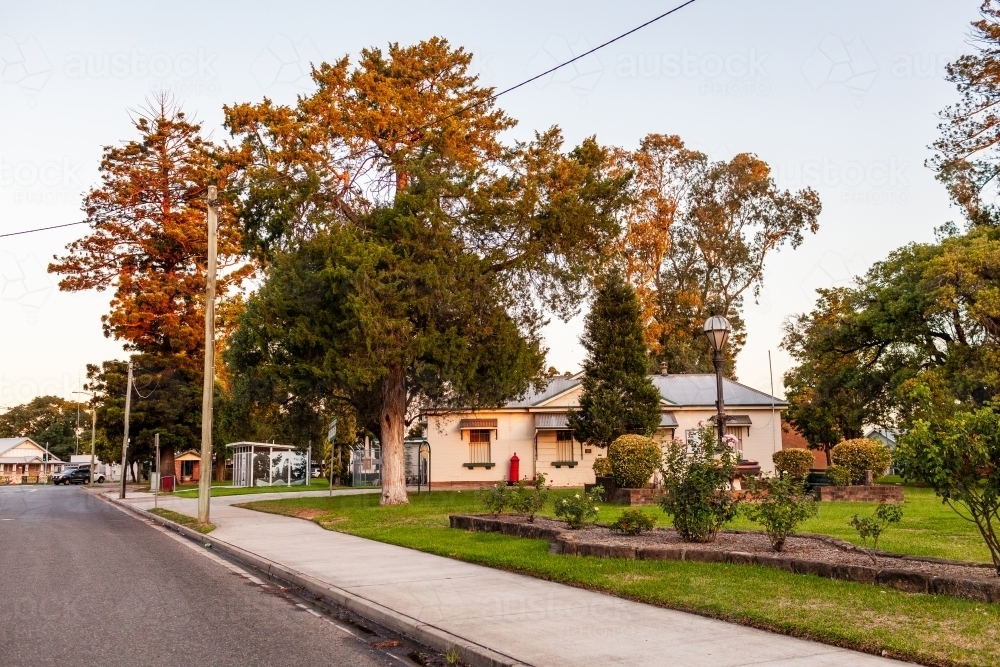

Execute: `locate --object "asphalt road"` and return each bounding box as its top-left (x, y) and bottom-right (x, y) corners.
top-left (0, 485), bottom-right (399, 667)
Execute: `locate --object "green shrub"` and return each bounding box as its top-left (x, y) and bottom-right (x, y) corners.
top-left (831, 438), bottom-right (891, 484)
top-left (608, 434), bottom-right (661, 488)
top-left (743, 474), bottom-right (818, 551)
top-left (479, 479), bottom-right (510, 517)
top-left (592, 456), bottom-right (612, 478)
top-left (659, 425), bottom-right (740, 543)
top-left (772, 449), bottom-right (814, 479)
top-left (895, 407), bottom-right (1000, 574)
top-left (826, 464), bottom-right (851, 486)
top-left (609, 508), bottom-right (656, 535)
top-left (509, 473), bottom-right (549, 522)
top-left (850, 502), bottom-right (903, 564)
top-left (555, 486), bottom-right (603, 529)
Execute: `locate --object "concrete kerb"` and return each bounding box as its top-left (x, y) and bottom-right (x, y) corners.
top-left (106, 496), bottom-right (531, 667)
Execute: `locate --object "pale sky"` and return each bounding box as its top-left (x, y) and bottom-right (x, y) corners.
top-left (0, 0), bottom-right (980, 409)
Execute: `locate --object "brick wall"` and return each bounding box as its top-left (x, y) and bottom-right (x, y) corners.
top-left (818, 485), bottom-right (904, 502)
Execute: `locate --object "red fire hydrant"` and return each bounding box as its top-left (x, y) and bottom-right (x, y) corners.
top-left (509, 453), bottom-right (519, 484)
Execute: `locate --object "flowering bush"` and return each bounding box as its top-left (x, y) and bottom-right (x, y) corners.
top-left (831, 438), bottom-right (891, 484)
top-left (509, 473), bottom-right (550, 522)
top-left (479, 479), bottom-right (510, 516)
top-left (772, 449), bottom-right (815, 479)
top-left (608, 434), bottom-right (661, 488)
top-left (592, 456), bottom-right (612, 477)
top-left (609, 508), bottom-right (656, 535)
top-left (658, 424), bottom-right (739, 543)
top-left (555, 486), bottom-right (604, 529)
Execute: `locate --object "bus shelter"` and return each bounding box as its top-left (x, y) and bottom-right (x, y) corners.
top-left (228, 442), bottom-right (310, 488)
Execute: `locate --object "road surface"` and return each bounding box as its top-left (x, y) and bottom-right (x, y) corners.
top-left (0, 485), bottom-right (411, 667)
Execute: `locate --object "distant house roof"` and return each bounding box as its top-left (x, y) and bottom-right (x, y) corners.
top-left (498, 373), bottom-right (786, 410)
top-left (0, 437), bottom-right (62, 462)
top-left (865, 428), bottom-right (899, 445)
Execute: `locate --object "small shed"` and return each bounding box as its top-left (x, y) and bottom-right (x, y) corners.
top-left (228, 442), bottom-right (310, 488)
top-left (174, 450), bottom-right (203, 482)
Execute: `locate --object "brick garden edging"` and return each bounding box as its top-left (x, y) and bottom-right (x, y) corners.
top-left (449, 514), bottom-right (1000, 604)
top-left (818, 485), bottom-right (904, 502)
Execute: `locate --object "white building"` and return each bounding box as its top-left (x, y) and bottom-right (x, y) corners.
top-left (422, 372), bottom-right (787, 488)
top-left (0, 437), bottom-right (64, 483)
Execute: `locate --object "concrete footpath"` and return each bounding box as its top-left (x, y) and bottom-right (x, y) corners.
top-left (114, 490), bottom-right (907, 667)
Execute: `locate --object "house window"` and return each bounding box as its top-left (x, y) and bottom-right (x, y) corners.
top-left (725, 426), bottom-right (745, 459)
top-left (685, 429), bottom-right (699, 453)
top-left (468, 429), bottom-right (491, 464)
top-left (555, 430), bottom-right (574, 462)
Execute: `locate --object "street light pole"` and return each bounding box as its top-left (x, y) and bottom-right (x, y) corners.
top-left (198, 185), bottom-right (219, 525)
top-left (703, 315), bottom-right (732, 445)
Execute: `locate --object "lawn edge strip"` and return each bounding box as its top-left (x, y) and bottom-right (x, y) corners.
top-left (455, 515), bottom-right (1000, 605)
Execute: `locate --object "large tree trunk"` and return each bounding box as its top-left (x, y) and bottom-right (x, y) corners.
top-left (160, 447), bottom-right (176, 484)
top-left (379, 364), bottom-right (408, 505)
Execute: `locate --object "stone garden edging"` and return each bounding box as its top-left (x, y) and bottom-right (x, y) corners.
top-left (449, 514), bottom-right (1000, 604)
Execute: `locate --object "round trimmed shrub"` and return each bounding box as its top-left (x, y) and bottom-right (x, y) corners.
top-left (592, 456), bottom-right (612, 478)
top-left (772, 449), bottom-right (814, 479)
top-left (608, 434), bottom-right (661, 488)
top-left (826, 464), bottom-right (851, 486)
top-left (831, 438), bottom-right (891, 484)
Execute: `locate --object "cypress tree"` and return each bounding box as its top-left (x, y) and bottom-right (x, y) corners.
top-left (567, 272), bottom-right (663, 448)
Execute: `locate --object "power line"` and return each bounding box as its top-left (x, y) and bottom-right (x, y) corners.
top-left (1, 1), bottom-right (700, 240)
top-left (0, 220), bottom-right (89, 239)
top-left (414, 0), bottom-right (700, 133)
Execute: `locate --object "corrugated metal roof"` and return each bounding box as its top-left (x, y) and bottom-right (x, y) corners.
top-left (458, 418), bottom-right (498, 429)
top-left (709, 414), bottom-right (753, 425)
top-left (0, 437), bottom-right (32, 456)
top-left (504, 374), bottom-right (583, 407)
top-left (660, 412), bottom-right (679, 428)
top-left (651, 375), bottom-right (787, 407)
top-left (488, 373), bottom-right (785, 410)
top-left (534, 414), bottom-right (569, 429)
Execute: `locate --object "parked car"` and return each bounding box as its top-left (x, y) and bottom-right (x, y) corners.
top-left (52, 466), bottom-right (105, 485)
top-left (310, 463), bottom-right (323, 478)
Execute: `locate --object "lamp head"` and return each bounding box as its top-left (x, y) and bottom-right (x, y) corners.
top-left (703, 315), bottom-right (731, 353)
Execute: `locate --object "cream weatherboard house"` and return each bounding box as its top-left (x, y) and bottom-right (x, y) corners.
top-left (0, 437), bottom-right (65, 484)
top-left (423, 371), bottom-right (787, 488)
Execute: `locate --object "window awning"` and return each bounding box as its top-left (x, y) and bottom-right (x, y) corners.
top-left (458, 418), bottom-right (497, 430)
top-left (534, 413), bottom-right (569, 429)
top-left (659, 412), bottom-right (679, 428)
top-left (709, 414), bottom-right (752, 426)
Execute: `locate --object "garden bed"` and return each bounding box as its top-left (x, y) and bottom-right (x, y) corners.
top-left (450, 514), bottom-right (1000, 603)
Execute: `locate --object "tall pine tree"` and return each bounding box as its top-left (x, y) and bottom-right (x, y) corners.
top-left (567, 272), bottom-right (662, 448)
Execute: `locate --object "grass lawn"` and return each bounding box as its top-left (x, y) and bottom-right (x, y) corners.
top-left (148, 507), bottom-right (215, 533)
top-left (242, 488), bottom-right (1000, 667)
top-left (173, 478), bottom-right (346, 498)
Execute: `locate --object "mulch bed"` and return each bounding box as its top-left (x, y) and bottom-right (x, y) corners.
top-left (450, 514), bottom-right (1000, 603)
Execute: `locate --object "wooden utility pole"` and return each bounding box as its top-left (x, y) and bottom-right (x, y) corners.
top-left (154, 432), bottom-right (160, 510)
top-left (198, 185), bottom-right (218, 525)
top-left (89, 403), bottom-right (96, 486)
top-left (119, 361), bottom-right (133, 499)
